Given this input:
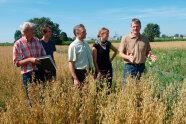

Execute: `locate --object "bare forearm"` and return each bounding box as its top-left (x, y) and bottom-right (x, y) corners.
top-left (69, 62), bottom-right (78, 80)
top-left (17, 57), bottom-right (40, 67)
top-left (93, 60), bottom-right (100, 73)
top-left (17, 58), bottom-right (32, 67)
top-left (119, 52), bottom-right (129, 60)
top-left (110, 52), bottom-right (117, 62)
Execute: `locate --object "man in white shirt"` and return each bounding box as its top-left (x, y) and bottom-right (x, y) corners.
top-left (68, 24), bottom-right (92, 86)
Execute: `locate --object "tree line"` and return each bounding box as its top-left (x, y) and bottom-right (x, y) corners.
top-left (14, 17), bottom-right (163, 44)
top-left (14, 17), bottom-right (73, 45)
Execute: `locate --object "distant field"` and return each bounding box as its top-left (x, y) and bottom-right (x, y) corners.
top-left (56, 41), bottom-right (186, 50)
top-left (2, 38), bottom-right (186, 46)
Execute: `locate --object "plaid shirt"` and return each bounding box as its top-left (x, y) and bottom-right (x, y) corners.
top-left (13, 37), bottom-right (46, 74)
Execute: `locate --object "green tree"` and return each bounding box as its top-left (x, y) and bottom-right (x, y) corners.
top-left (68, 37), bottom-right (73, 41)
top-left (60, 32), bottom-right (68, 42)
top-left (174, 34), bottom-right (179, 37)
top-left (14, 30), bottom-right (22, 42)
top-left (161, 34), bottom-right (168, 38)
top-left (28, 17), bottom-right (62, 45)
top-left (180, 34), bottom-right (184, 37)
top-left (142, 23), bottom-right (160, 42)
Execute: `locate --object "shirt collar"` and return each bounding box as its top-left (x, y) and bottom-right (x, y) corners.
top-left (130, 32), bottom-right (141, 39)
top-left (75, 37), bottom-right (84, 43)
top-left (22, 36), bottom-right (35, 43)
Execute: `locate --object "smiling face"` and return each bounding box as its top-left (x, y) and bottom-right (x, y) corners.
top-left (131, 22), bottom-right (141, 37)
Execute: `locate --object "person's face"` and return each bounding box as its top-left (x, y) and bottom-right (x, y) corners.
top-left (100, 30), bottom-right (109, 41)
top-left (76, 27), bottom-right (87, 40)
top-left (25, 26), bottom-right (35, 38)
top-left (131, 22), bottom-right (141, 36)
top-left (45, 27), bottom-right (52, 38)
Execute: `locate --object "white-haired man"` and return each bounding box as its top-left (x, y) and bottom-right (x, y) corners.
top-left (13, 22), bottom-right (46, 106)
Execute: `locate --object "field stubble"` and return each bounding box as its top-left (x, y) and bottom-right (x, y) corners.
top-left (0, 43), bottom-right (185, 123)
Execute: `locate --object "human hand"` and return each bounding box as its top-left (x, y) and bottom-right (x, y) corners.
top-left (128, 54), bottom-right (134, 63)
top-left (74, 79), bottom-right (80, 87)
top-left (30, 58), bottom-right (41, 65)
top-left (45, 69), bottom-right (51, 73)
top-left (150, 55), bottom-right (156, 62)
top-left (148, 51), bottom-right (156, 62)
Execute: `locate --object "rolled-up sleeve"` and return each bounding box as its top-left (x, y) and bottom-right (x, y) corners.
top-left (68, 45), bottom-right (76, 62)
top-left (13, 43), bottom-right (22, 67)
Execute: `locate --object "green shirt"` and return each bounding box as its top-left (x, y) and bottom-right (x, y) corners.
top-left (68, 38), bottom-right (92, 69)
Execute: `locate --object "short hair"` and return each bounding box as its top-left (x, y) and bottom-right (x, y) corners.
top-left (73, 24), bottom-right (85, 36)
top-left (20, 22), bottom-right (35, 35)
top-left (131, 18), bottom-right (141, 27)
top-left (40, 25), bottom-right (52, 35)
top-left (97, 27), bottom-right (109, 38)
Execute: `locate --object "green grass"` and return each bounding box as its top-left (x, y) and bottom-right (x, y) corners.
top-left (0, 43), bottom-right (14, 46)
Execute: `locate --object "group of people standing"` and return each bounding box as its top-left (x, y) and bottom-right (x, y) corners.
top-left (13, 18), bottom-right (156, 106)
top-left (68, 18), bottom-right (156, 89)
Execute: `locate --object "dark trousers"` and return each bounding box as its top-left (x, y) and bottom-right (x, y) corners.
top-left (123, 63), bottom-right (145, 84)
top-left (74, 69), bottom-right (87, 83)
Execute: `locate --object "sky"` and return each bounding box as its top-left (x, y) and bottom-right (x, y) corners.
top-left (0, 0), bottom-right (186, 43)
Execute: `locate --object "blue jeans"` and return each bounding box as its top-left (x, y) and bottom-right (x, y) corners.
top-left (123, 63), bottom-right (145, 84)
top-left (22, 70), bottom-right (44, 107)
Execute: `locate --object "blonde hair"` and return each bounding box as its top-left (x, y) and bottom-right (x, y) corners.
top-left (97, 27), bottom-right (109, 38)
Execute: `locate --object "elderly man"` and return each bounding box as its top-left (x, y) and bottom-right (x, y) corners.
top-left (68, 24), bottom-right (92, 87)
top-left (119, 18), bottom-right (156, 84)
top-left (13, 22), bottom-right (46, 106)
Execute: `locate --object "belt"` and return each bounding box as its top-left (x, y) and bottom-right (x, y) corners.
top-left (126, 63), bottom-right (144, 66)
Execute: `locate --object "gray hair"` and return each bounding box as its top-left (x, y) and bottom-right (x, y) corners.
top-left (73, 24), bottom-right (85, 36)
top-left (20, 22), bottom-right (35, 35)
top-left (131, 18), bottom-right (141, 27)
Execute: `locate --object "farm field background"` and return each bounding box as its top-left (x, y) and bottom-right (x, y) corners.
top-left (0, 41), bottom-right (185, 123)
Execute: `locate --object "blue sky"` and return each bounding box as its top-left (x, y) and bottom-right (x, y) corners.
top-left (0, 0), bottom-right (186, 43)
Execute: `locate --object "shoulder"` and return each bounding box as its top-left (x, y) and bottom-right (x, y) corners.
top-left (69, 41), bottom-right (77, 50)
top-left (140, 35), bottom-right (149, 42)
top-left (121, 34), bottom-right (131, 43)
top-left (93, 42), bottom-right (99, 48)
top-left (13, 38), bottom-right (23, 47)
top-left (107, 41), bottom-right (111, 45)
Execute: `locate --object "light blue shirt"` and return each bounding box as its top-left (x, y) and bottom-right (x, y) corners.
top-left (68, 38), bottom-right (92, 69)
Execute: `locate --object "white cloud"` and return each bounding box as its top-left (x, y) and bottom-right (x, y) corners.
top-left (120, 7), bottom-right (186, 20)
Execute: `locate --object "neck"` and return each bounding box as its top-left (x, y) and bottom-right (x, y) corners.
top-left (132, 33), bottom-right (140, 38)
top-left (24, 35), bottom-right (32, 42)
top-left (77, 37), bottom-right (83, 41)
top-left (42, 36), bottom-right (49, 43)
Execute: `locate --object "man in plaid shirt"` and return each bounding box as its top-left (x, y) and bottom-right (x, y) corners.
top-left (13, 22), bottom-right (46, 106)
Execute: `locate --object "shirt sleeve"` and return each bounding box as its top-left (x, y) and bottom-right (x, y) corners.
top-left (53, 40), bottom-right (56, 52)
top-left (13, 42), bottom-right (23, 67)
top-left (68, 45), bottom-right (76, 62)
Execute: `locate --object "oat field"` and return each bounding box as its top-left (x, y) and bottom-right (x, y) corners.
top-left (0, 41), bottom-right (185, 123)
